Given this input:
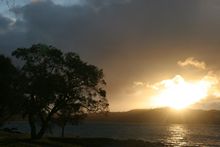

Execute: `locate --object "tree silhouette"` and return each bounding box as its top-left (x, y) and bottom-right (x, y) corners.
top-left (0, 55), bottom-right (21, 125)
top-left (12, 44), bottom-right (109, 139)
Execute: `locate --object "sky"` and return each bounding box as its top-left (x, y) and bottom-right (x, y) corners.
top-left (1, 0), bottom-right (220, 111)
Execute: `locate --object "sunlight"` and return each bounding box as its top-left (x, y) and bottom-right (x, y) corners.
top-left (166, 124), bottom-right (187, 146)
top-left (152, 75), bottom-right (212, 109)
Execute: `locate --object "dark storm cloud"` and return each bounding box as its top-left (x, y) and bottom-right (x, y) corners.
top-left (0, 15), bottom-right (11, 33)
top-left (8, 0), bottom-right (201, 54)
top-left (0, 14), bottom-right (28, 55)
top-left (1, 0), bottom-right (220, 110)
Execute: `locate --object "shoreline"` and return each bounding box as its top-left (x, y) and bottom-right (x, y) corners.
top-left (0, 131), bottom-right (165, 147)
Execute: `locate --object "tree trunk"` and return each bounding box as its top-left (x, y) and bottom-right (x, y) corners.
top-left (28, 105), bottom-right (58, 139)
top-left (28, 114), bottom-right (48, 139)
top-left (36, 122), bottom-right (48, 139)
top-left (61, 125), bottom-right (65, 137)
top-left (28, 114), bottom-right (37, 139)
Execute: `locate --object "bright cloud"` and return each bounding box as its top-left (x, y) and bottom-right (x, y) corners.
top-left (146, 58), bottom-right (220, 109)
top-left (177, 57), bottom-right (206, 70)
top-left (149, 74), bottom-right (219, 109)
top-left (133, 81), bottom-right (144, 86)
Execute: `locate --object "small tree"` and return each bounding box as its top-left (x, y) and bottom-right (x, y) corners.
top-left (12, 44), bottom-right (109, 139)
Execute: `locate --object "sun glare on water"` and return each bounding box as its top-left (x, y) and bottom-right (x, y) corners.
top-left (152, 75), bottom-right (212, 109)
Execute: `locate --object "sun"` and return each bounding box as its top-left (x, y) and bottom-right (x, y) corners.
top-left (151, 75), bottom-right (212, 110)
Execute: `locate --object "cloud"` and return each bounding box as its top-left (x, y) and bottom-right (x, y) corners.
top-left (0, 15), bottom-right (14, 34)
top-left (177, 57), bottom-right (206, 70)
top-left (133, 81), bottom-right (144, 86)
top-left (2, 0), bottom-right (220, 110)
top-left (150, 59), bottom-right (219, 93)
top-left (31, 0), bottom-right (43, 4)
top-left (148, 75), bottom-right (184, 90)
top-left (148, 74), bottom-right (220, 108)
top-left (147, 58), bottom-right (220, 109)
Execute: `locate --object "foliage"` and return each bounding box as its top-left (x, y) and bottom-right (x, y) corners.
top-left (12, 44), bottom-right (109, 139)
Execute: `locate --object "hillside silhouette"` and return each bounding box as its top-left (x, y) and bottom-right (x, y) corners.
top-left (87, 108), bottom-right (220, 124)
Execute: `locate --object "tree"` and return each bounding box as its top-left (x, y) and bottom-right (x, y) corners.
top-left (12, 44), bottom-right (109, 139)
top-left (0, 55), bottom-right (21, 125)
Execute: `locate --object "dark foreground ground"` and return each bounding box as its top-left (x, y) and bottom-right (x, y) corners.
top-left (0, 131), bottom-right (165, 147)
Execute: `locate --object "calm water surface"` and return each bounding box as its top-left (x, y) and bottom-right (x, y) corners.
top-left (3, 121), bottom-right (220, 146)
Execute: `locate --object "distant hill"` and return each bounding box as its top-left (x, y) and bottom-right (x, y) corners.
top-left (87, 108), bottom-right (220, 124)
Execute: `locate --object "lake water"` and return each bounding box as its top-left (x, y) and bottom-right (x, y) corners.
top-left (2, 121), bottom-right (220, 146)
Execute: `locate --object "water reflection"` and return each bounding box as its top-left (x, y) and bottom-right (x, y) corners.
top-left (165, 124), bottom-right (188, 146)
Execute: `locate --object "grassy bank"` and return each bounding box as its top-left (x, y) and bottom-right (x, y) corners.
top-left (0, 131), bottom-right (165, 147)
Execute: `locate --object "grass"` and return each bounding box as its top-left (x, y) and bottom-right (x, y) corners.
top-left (0, 131), bottom-right (165, 147)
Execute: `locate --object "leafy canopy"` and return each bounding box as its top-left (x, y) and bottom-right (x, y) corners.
top-left (12, 44), bottom-right (109, 138)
